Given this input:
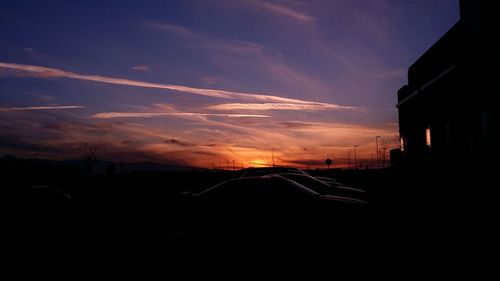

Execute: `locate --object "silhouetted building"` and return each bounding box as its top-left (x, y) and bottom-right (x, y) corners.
top-left (397, 1), bottom-right (497, 199)
top-left (389, 149), bottom-right (403, 167)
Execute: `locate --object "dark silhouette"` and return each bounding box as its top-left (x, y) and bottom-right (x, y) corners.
top-left (79, 142), bottom-right (99, 175)
top-left (325, 158), bottom-right (332, 168)
top-left (4, 1), bottom-right (498, 277)
top-left (397, 0), bottom-right (496, 201)
top-left (394, 0), bottom-right (498, 272)
top-left (177, 175), bottom-right (373, 266)
top-left (272, 172), bottom-right (367, 201)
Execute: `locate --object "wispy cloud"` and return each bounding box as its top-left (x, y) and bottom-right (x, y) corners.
top-left (201, 76), bottom-right (216, 85)
top-left (0, 41), bottom-right (47, 60)
top-left (0, 105), bottom-right (85, 111)
top-left (131, 65), bottom-right (150, 72)
top-left (146, 22), bottom-right (195, 37)
top-left (91, 112), bottom-right (270, 119)
top-left (29, 93), bottom-right (56, 102)
top-left (147, 22), bottom-right (264, 55)
top-left (0, 62), bottom-right (353, 109)
top-left (164, 138), bottom-right (195, 147)
top-left (0, 100), bottom-right (396, 168)
top-left (207, 102), bottom-right (354, 111)
top-left (276, 121), bottom-right (318, 129)
top-left (122, 139), bottom-right (144, 146)
top-left (250, 1), bottom-right (315, 23)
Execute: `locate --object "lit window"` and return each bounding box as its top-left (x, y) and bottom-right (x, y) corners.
top-left (400, 138), bottom-right (405, 152)
top-left (426, 127), bottom-right (431, 147)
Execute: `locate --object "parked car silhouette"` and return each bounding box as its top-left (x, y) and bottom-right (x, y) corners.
top-left (177, 175), bottom-right (370, 264)
top-left (239, 167), bottom-right (359, 192)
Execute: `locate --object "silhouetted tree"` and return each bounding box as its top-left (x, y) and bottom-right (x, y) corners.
top-left (379, 140), bottom-right (390, 168)
top-left (325, 158), bottom-right (332, 169)
top-left (80, 142), bottom-right (98, 174)
top-left (269, 147), bottom-right (284, 167)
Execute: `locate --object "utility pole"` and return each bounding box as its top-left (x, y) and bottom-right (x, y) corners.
top-left (354, 145), bottom-right (359, 169)
top-left (348, 149), bottom-right (351, 169)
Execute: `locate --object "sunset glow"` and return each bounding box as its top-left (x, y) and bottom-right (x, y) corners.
top-left (0, 0), bottom-right (459, 168)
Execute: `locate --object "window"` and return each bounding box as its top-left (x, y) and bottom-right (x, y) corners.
top-left (426, 127), bottom-right (431, 148)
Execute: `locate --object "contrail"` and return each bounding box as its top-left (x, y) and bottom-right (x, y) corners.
top-left (207, 102), bottom-right (347, 111)
top-left (0, 61), bottom-right (354, 109)
top-left (91, 112), bottom-right (270, 119)
top-left (0, 105), bottom-right (85, 111)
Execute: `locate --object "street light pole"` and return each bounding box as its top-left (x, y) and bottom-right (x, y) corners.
top-left (348, 149), bottom-right (351, 169)
top-left (376, 136), bottom-right (381, 169)
top-left (354, 145), bottom-right (358, 169)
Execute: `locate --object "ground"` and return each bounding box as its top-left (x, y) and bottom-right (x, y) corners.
top-left (3, 161), bottom-right (499, 277)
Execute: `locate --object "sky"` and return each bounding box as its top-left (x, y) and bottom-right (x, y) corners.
top-left (0, 0), bottom-right (459, 168)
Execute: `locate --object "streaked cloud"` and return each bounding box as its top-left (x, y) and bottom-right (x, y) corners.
top-left (0, 100), bottom-right (397, 169)
top-left (250, 1), bottom-right (315, 23)
top-left (131, 65), bottom-right (150, 72)
top-left (164, 138), bottom-right (194, 147)
top-left (201, 76), bottom-right (216, 85)
top-left (91, 112), bottom-right (270, 119)
top-left (29, 93), bottom-right (56, 102)
top-left (146, 22), bottom-right (195, 37)
top-left (122, 139), bottom-right (144, 146)
top-left (276, 121), bottom-right (318, 129)
top-left (147, 22), bottom-right (264, 55)
top-left (207, 102), bottom-right (355, 111)
top-left (0, 62), bottom-right (352, 108)
top-left (0, 105), bottom-right (85, 111)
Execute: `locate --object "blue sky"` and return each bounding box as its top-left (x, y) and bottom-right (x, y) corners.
top-left (0, 0), bottom-right (459, 167)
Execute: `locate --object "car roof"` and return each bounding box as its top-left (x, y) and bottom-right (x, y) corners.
top-left (194, 175), bottom-right (320, 197)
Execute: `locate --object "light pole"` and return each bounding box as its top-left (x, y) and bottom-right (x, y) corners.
top-left (353, 145), bottom-right (359, 169)
top-left (348, 149), bottom-right (351, 169)
top-left (376, 136), bottom-right (381, 169)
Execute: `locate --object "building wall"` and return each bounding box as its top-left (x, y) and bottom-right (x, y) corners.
top-left (396, 1), bottom-right (497, 200)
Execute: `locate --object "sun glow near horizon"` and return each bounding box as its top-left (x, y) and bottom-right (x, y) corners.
top-left (0, 1), bottom-right (458, 168)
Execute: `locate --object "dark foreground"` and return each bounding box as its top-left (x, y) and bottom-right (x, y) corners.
top-left (3, 163), bottom-right (499, 277)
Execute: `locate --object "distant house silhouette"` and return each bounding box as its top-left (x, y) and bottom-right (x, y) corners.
top-left (396, 0), bottom-right (497, 199)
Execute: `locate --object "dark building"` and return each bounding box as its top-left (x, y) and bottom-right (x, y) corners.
top-left (396, 1), bottom-right (497, 200)
top-left (389, 148), bottom-right (403, 167)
